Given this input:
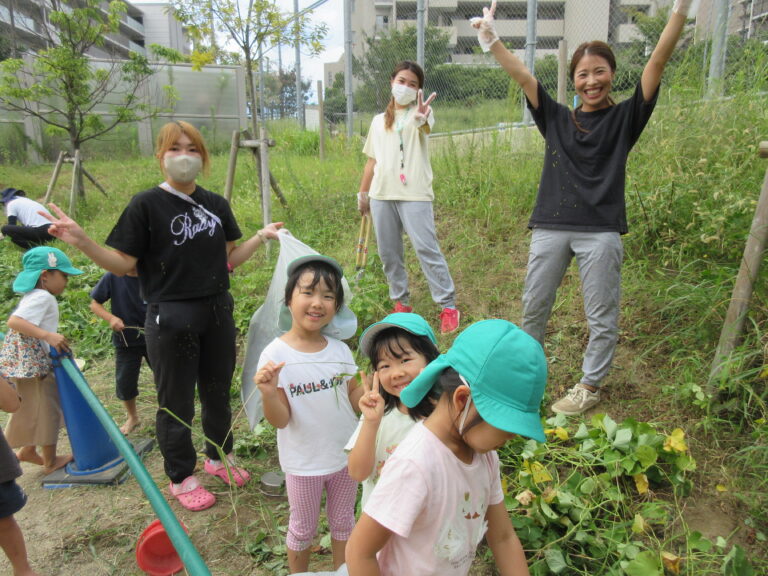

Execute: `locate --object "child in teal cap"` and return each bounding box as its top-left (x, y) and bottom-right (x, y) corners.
top-left (0, 246), bottom-right (83, 474)
top-left (345, 312), bottom-right (440, 509)
top-left (347, 319), bottom-right (547, 576)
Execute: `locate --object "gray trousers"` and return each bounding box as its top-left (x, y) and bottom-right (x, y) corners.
top-left (521, 229), bottom-right (623, 388)
top-left (370, 199), bottom-right (456, 308)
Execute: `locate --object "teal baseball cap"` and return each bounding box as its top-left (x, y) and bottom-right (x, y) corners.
top-left (13, 247), bottom-right (83, 293)
top-left (359, 312), bottom-right (437, 357)
top-left (400, 319), bottom-right (547, 443)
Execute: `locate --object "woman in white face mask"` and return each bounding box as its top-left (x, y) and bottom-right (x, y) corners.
top-left (40, 121), bottom-right (283, 512)
top-left (357, 61), bottom-right (461, 335)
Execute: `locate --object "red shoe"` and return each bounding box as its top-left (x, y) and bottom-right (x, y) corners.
top-left (392, 301), bottom-right (413, 314)
top-left (439, 307), bottom-right (460, 334)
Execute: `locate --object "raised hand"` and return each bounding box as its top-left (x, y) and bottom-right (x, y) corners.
top-left (254, 361), bottom-right (286, 396)
top-left (358, 371), bottom-right (385, 424)
top-left (470, 1), bottom-right (500, 53)
top-left (40, 203), bottom-right (88, 246)
top-left (413, 89), bottom-right (437, 127)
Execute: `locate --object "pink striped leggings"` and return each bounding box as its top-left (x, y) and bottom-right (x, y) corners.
top-left (285, 467), bottom-right (358, 551)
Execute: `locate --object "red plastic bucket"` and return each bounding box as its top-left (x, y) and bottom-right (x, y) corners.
top-left (135, 519), bottom-right (188, 576)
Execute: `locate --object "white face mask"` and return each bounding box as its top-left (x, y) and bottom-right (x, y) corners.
top-left (164, 154), bottom-right (202, 184)
top-left (391, 83), bottom-right (418, 106)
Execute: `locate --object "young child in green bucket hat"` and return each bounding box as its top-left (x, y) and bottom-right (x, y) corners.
top-left (347, 319), bottom-right (547, 576)
top-left (0, 246), bottom-right (83, 474)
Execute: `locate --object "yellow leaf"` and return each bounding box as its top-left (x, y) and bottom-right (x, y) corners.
top-left (663, 428), bottom-right (688, 453)
top-left (632, 513), bottom-right (648, 533)
top-left (543, 426), bottom-right (569, 441)
top-left (759, 366), bottom-right (768, 379)
top-left (662, 551), bottom-right (681, 575)
top-left (633, 473), bottom-right (649, 495)
top-left (524, 460), bottom-right (553, 484)
top-left (716, 484), bottom-right (728, 493)
top-left (515, 489), bottom-right (535, 506)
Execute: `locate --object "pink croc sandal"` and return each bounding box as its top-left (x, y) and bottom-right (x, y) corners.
top-left (169, 476), bottom-right (216, 511)
top-left (204, 456), bottom-right (251, 488)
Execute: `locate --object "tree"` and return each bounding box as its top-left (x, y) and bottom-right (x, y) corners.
top-left (172, 0), bottom-right (327, 137)
top-left (0, 0), bottom-right (180, 158)
top-left (354, 26), bottom-right (451, 112)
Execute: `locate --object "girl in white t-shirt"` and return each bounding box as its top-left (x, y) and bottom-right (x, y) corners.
top-left (255, 255), bottom-right (364, 574)
top-left (347, 320), bottom-right (547, 576)
top-left (0, 247), bottom-right (83, 475)
top-left (356, 61), bottom-right (460, 335)
top-left (345, 312), bottom-right (440, 509)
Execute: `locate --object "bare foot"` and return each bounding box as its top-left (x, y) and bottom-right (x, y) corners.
top-left (120, 417), bottom-right (140, 435)
top-left (16, 447), bottom-right (44, 466)
top-left (42, 454), bottom-right (73, 475)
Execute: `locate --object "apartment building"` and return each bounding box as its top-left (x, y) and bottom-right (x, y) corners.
top-left (0, 0), bottom-right (189, 60)
top-left (325, 0), bottom-right (662, 89)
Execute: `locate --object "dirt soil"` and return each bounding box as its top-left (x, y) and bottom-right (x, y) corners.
top-left (0, 343), bottom-right (758, 576)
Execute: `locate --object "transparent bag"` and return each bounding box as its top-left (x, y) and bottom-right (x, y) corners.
top-left (240, 229), bottom-right (357, 428)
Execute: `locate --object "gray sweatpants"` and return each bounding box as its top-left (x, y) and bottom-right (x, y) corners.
top-left (521, 229), bottom-right (623, 388)
top-left (370, 199), bottom-right (456, 308)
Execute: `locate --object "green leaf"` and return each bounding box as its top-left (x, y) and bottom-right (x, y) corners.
top-left (722, 545), bottom-right (754, 576)
top-left (635, 444), bottom-right (659, 469)
top-left (538, 499), bottom-right (560, 520)
top-left (613, 427), bottom-right (633, 450)
top-left (624, 550), bottom-right (663, 576)
top-left (543, 547), bottom-right (568, 574)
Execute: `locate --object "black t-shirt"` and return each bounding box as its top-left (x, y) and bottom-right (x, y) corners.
top-left (105, 185), bottom-right (242, 302)
top-left (90, 273), bottom-right (147, 348)
top-left (526, 81), bottom-right (658, 234)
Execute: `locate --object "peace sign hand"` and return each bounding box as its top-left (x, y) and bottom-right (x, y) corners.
top-left (358, 371), bottom-right (385, 424)
top-left (413, 89), bottom-right (437, 128)
top-left (470, 1), bottom-right (500, 53)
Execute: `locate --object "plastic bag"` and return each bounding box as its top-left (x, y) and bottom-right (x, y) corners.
top-left (240, 229), bottom-right (357, 428)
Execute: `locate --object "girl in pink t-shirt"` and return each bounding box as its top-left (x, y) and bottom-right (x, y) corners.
top-left (347, 320), bottom-right (547, 576)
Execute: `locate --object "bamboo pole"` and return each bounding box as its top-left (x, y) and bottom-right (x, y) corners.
top-left (224, 130), bottom-right (240, 203)
top-left (44, 151), bottom-right (66, 204)
top-left (709, 141), bottom-right (768, 387)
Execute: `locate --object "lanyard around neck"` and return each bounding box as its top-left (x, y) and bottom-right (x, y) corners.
top-left (159, 182), bottom-right (222, 228)
top-left (395, 107), bottom-right (413, 186)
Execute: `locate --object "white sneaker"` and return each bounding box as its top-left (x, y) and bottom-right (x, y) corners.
top-left (551, 385), bottom-right (600, 415)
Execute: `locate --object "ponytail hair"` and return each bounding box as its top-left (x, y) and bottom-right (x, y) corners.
top-left (384, 60), bottom-right (425, 131)
top-left (569, 41), bottom-right (617, 133)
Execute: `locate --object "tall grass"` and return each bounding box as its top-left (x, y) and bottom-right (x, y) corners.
top-left (1, 87), bottom-right (767, 572)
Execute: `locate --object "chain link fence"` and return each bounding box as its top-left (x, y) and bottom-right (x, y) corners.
top-left (322, 0), bottom-right (768, 138)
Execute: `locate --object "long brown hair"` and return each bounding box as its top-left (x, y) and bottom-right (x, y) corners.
top-left (569, 41), bottom-right (617, 132)
top-left (384, 61), bottom-right (425, 130)
top-left (155, 121), bottom-right (211, 176)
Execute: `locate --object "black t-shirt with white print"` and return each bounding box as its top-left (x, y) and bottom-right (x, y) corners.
top-left (526, 81), bottom-right (658, 234)
top-left (106, 185), bottom-right (242, 302)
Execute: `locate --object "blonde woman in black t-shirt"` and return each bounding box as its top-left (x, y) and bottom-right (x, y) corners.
top-left (472, 1), bottom-right (692, 415)
top-left (42, 121), bottom-right (283, 511)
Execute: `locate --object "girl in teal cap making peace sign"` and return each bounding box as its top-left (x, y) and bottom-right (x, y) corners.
top-left (346, 319), bottom-right (547, 576)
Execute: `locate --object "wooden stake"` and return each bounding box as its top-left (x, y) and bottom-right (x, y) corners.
top-left (69, 150), bottom-right (80, 216)
top-left (224, 130), bottom-right (240, 203)
top-left (709, 141), bottom-right (768, 387)
top-left (44, 151), bottom-right (66, 204)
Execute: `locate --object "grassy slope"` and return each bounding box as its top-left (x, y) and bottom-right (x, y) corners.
top-left (1, 91), bottom-right (767, 573)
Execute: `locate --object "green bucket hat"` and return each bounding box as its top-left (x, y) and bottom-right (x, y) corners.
top-left (359, 312), bottom-right (437, 358)
top-left (400, 319), bottom-right (547, 443)
top-left (13, 247), bottom-right (84, 293)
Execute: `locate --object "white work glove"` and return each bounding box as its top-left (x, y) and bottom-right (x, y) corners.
top-left (470, 1), bottom-right (499, 53)
top-left (672, 0), bottom-right (699, 17)
top-left (357, 191), bottom-right (370, 215)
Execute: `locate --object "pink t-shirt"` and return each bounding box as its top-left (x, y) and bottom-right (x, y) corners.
top-left (363, 422), bottom-right (504, 576)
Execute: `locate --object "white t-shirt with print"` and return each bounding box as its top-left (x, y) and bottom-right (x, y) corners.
top-left (258, 336), bottom-right (359, 476)
top-left (344, 407), bottom-right (416, 508)
top-left (363, 108), bottom-right (435, 202)
top-left (364, 422), bottom-right (504, 576)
